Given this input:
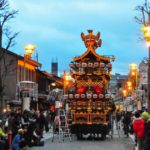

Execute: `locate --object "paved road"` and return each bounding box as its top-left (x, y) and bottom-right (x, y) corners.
top-left (28, 134), bottom-right (134, 150)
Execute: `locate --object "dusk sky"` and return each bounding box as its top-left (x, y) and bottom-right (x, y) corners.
top-left (7, 0), bottom-right (148, 76)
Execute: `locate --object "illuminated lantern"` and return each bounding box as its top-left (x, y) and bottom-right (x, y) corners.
top-left (76, 63), bottom-right (80, 67)
top-left (64, 95), bottom-right (68, 99)
top-left (77, 86), bottom-right (86, 94)
top-left (69, 94), bottom-right (73, 99)
top-left (100, 63), bottom-right (105, 68)
top-left (75, 94), bottom-right (80, 99)
top-left (94, 86), bottom-right (103, 93)
top-left (81, 94), bottom-right (85, 98)
top-left (88, 62), bottom-right (93, 67)
top-left (93, 94), bottom-right (98, 99)
top-left (99, 94), bottom-right (104, 99)
top-left (82, 63), bottom-right (87, 67)
top-left (106, 63), bottom-right (112, 68)
top-left (87, 94), bottom-right (92, 99)
top-left (94, 62), bottom-right (99, 67)
top-left (105, 94), bottom-right (111, 99)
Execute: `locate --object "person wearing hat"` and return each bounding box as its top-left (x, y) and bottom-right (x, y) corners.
top-left (12, 128), bottom-right (25, 150)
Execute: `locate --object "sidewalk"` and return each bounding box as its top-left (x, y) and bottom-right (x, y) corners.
top-left (43, 129), bottom-right (53, 141)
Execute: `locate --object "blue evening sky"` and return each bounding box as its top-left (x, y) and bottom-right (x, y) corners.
top-left (7, 0), bottom-right (148, 76)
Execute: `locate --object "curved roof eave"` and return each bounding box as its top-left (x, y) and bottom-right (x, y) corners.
top-left (73, 48), bottom-right (110, 61)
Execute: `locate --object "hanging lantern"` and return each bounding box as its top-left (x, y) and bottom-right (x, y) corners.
top-left (105, 94), bottom-right (111, 99)
top-left (64, 95), bottom-right (68, 99)
top-left (106, 63), bottom-right (112, 68)
top-left (82, 63), bottom-right (87, 67)
top-left (94, 62), bottom-right (99, 67)
top-left (69, 94), bottom-right (73, 99)
top-left (75, 94), bottom-right (80, 99)
top-left (94, 86), bottom-right (103, 93)
top-left (88, 62), bottom-right (93, 67)
top-left (76, 63), bottom-right (80, 67)
top-left (100, 63), bottom-right (105, 68)
top-left (99, 94), bottom-right (104, 99)
top-left (77, 86), bottom-right (86, 94)
top-left (87, 94), bottom-right (92, 99)
top-left (81, 94), bottom-right (85, 98)
top-left (93, 94), bottom-right (98, 99)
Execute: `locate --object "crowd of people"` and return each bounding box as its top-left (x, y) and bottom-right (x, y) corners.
top-left (0, 108), bottom-right (55, 150)
top-left (115, 110), bottom-right (150, 150)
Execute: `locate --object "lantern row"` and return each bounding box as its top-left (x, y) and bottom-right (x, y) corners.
top-left (65, 93), bottom-right (111, 99)
top-left (69, 62), bottom-right (112, 68)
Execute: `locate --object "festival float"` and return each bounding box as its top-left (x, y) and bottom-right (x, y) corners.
top-left (67, 30), bottom-right (115, 140)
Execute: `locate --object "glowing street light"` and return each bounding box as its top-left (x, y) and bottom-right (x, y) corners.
top-left (123, 89), bottom-right (127, 97)
top-left (129, 63), bottom-right (138, 89)
top-left (24, 44), bottom-right (36, 58)
top-left (63, 71), bottom-right (71, 95)
top-left (23, 44), bottom-right (36, 81)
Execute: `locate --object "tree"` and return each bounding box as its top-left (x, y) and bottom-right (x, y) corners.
top-left (0, 0), bottom-right (18, 115)
top-left (135, 0), bottom-right (150, 112)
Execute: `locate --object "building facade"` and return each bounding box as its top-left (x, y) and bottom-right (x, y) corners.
top-left (0, 49), bottom-right (41, 112)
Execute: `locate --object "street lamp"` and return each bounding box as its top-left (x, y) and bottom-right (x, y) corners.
top-left (63, 71), bottom-right (71, 95)
top-left (141, 26), bottom-right (150, 112)
top-left (129, 63), bottom-right (138, 89)
top-left (24, 44), bottom-right (36, 81)
top-left (122, 89), bottom-right (127, 111)
top-left (24, 44), bottom-right (36, 58)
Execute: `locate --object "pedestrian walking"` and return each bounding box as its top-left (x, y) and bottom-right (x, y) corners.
top-left (123, 111), bottom-right (131, 137)
top-left (133, 111), bottom-right (145, 150)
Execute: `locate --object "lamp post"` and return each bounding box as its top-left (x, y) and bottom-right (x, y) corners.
top-left (141, 26), bottom-right (150, 112)
top-left (24, 44), bottom-right (36, 81)
top-left (129, 63), bottom-right (138, 110)
top-left (63, 71), bottom-right (71, 95)
top-left (127, 81), bottom-right (132, 95)
top-left (122, 89), bottom-right (127, 111)
top-left (129, 63), bottom-right (138, 90)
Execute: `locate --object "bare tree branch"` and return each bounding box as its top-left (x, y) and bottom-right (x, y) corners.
top-left (5, 31), bottom-right (19, 49)
top-left (0, 0), bottom-right (9, 11)
top-left (0, 0), bottom-right (19, 114)
top-left (1, 10), bottom-right (18, 27)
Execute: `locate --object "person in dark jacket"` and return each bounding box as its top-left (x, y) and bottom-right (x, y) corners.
top-left (142, 112), bottom-right (150, 150)
top-left (123, 111), bottom-right (131, 137)
top-left (133, 111), bottom-right (145, 150)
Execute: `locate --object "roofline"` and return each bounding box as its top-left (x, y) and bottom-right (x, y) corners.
top-left (0, 48), bottom-right (41, 67)
top-left (73, 48), bottom-right (110, 61)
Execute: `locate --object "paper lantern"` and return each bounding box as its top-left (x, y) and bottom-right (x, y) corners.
top-left (93, 94), bottom-right (98, 99)
top-left (94, 86), bottom-right (103, 93)
top-left (75, 94), bottom-right (80, 99)
top-left (77, 86), bottom-right (86, 94)
top-left (69, 94), bottom-right (73, 99)
top-left (94, 62), bottom-right (99, 67)
top-left (99, 94), bottom-right (104, 99)
top-left (81, 94), bottom-right (86, 98)
top-left (100, 63), bottom-right (105, 68)
top-left (87, 94), bottom-right (92, 99)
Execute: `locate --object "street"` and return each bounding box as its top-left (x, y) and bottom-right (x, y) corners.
top-left (28, 134), bottom-right (134, 150)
